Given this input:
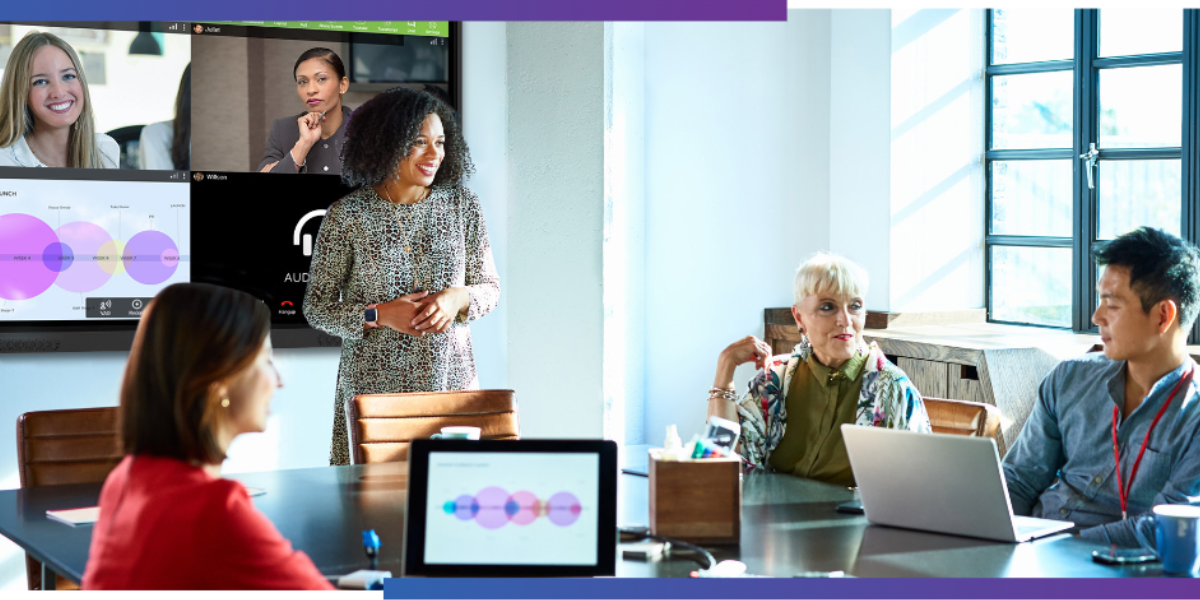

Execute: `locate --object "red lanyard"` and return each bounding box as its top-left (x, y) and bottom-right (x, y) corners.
top-left (1111, 367), bottom-right (1193, 519)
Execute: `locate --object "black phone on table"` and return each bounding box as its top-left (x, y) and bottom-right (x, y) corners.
top-left (1091, 547), bottom-right (1158, 565)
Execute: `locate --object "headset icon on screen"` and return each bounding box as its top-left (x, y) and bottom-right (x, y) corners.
top-left (294, 209), bottom-right (327, 257)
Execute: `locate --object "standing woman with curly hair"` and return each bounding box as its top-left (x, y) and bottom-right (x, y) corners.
top-left (303, 87), bottom-right (499, 465)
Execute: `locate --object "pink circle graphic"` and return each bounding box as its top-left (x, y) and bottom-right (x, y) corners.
top-left (473, 486), bottom-right (511, 530)
top-left (54, 221), bottom-right (113, 293)
top-left (0, 213), bottom-right (59, 300)
top-left (507, 491), bottom-right (540, 526)
top-left (547, 492), bottom-right (582, 527)
top-left (124, 230), bottom-right (179, 285)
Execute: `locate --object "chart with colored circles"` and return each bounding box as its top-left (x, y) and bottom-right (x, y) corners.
top-left (425, 452), bottom-right (600, 566)
top-left (0, 178), bottom-right (190, 321)
top-left (442, 488), bottom-right (584, 528)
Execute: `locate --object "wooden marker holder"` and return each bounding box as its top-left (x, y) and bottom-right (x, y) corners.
top-left (648, 450), bottom-right (741, 545)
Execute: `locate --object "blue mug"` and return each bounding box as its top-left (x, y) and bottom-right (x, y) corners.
top-left (1154, 504), bottom-right (1200, 576)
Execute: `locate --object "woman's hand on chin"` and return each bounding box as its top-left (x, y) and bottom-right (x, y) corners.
top-left (295, 112), bottom-right (323, 152)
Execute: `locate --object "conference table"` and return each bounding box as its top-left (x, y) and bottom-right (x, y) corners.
top-left (0, 448), bottom-right (1163, 587)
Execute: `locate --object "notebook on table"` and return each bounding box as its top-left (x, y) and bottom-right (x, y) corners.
top-left (46, 507), bottom-right (99, 527)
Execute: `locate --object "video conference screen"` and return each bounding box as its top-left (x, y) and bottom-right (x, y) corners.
top-left (0, 21), bottom-right (458, 350)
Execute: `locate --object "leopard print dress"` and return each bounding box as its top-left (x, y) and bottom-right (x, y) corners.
top-left (303, 184), bottom-right (500, 465)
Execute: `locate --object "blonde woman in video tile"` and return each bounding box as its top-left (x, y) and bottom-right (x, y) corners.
top-left (0, 31), bottom-right (118, 168)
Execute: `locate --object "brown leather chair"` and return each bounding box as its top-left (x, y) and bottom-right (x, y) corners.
top-left (922, 397), bottom-right (1001, 439)
top-left (16, 407), bottom-right (122, 590)
top-left (345, 390), bottom-right (519, 464)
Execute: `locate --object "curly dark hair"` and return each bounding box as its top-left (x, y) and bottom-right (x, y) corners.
top-left (341, 86), bottom-right (473, 188)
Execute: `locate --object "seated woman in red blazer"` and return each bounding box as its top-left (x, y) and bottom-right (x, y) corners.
top-left (83, 283), bottom-right (334, 590)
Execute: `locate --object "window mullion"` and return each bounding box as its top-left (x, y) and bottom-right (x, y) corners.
top-left (1072, 9), bottom-right (1099, 333)
top-left (1184, 10), bottom-right (1200, 343)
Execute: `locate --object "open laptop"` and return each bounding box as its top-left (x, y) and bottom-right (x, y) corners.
top-left (841, 425), bottom-right (1073, 543)
top-left (403, 439), bottom-right (618, 577)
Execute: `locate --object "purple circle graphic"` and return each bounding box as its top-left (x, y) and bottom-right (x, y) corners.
top-left (54, 221), bottom-right (113, 293)
top-left (452, 494), bottom-right (475, 521)
top-left (42, 242), bottom-right (73, 273)
top-left (474, 486), bottom-right (511, 530)
top-left (124, 230), bottom-right (179, 285)
top-left (0, 213), bottom-right (59, 300)
top-left (508, 491), bottom-right (540, 526)
top-left (547, 492), bottom-right (582, 527)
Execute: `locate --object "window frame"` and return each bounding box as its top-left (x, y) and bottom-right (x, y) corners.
top-left (984, 9), bottom-right (1200, 342)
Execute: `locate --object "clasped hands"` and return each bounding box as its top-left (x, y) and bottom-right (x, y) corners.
top-left (367, 288), bottom-right (469, 337)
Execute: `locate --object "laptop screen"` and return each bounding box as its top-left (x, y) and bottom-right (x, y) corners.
top-left (424, 451), bottom-right (600, 565)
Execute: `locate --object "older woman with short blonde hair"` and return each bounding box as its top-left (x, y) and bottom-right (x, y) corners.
top-left (707, 252), bottom-right (930, 484)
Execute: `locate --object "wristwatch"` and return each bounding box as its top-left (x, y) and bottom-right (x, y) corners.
top-left (364, 304), bottom-right (379, 326)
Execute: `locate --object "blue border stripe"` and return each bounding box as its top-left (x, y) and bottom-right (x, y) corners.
top-left (2, 1), bottom-right (786, 22)
top-left (385, 577), bottom-right (1200, 599)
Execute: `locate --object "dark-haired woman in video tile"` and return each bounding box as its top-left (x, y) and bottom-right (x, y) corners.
top-left (304, 87), bottom-right (499, 466)
top-left (258, 47), bottom-right (350, 175)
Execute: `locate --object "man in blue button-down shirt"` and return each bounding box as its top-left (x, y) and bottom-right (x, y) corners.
top-left (1002, 227), bottom-right (1200, 549)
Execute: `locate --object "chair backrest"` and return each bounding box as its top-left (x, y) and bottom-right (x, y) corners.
top-left (922, 397), bottom-right (1001, 440)
top-left (106, 125), bottom-right (145, 170)
top-left (17, 407), bottom-right (122, 590)
top-left (345, 390), bottom-right (519, 464)
top-left (17, 407), bottom-right (122, 489)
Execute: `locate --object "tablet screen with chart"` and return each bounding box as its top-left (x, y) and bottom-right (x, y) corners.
top-left (424, 452), bottom-right (600, 566)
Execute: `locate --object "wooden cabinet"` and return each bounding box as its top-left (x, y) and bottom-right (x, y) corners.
top-left (763, 309), bottom-right (1099, 456)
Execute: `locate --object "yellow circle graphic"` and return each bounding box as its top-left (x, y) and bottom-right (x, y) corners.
top-left (97, 239), bottom-right (127, 275)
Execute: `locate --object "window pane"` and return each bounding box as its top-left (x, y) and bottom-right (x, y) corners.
top-left (1097, 160), bottom-right (1181, 240)
top-left (1099, 9), bottom-right (1182, 57)
top-left (991, 9), bottom-right (1074, 65)
top-left (990, 160), bottom-right (1072, 236)
top-left (991, 246), bottom-right (1072, 328)
top-left (1099, 65), bottom-right (1182, 149)
top-left (991, 72), bottom-right (1073, 149)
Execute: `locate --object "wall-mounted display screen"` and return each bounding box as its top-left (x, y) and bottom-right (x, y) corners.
top-left (0, 20), bottom-right (460, 352)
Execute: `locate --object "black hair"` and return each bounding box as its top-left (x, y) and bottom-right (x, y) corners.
top-left (422, 84), bottom-right (458, 123)
top-left (1093, 227), bottom-right (1200, 328)
top-left (171, 63), bottom-right (190, 170)
top-left (340, 86), bottom-right (473, 188)
top-left (293, 47), bottom-right (346, 81)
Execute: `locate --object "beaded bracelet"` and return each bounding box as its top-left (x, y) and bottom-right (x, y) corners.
top-left (708, 387), bottom-right (739, 402)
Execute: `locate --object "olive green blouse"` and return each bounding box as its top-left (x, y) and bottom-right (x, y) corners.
top-left (766, 350), bottom-right (868, 486)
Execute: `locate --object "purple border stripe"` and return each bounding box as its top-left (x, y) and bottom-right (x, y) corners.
top-left (2, 0), bottom-right (786, 22)
top-left (385, 577), bottom-right (1200, 599)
